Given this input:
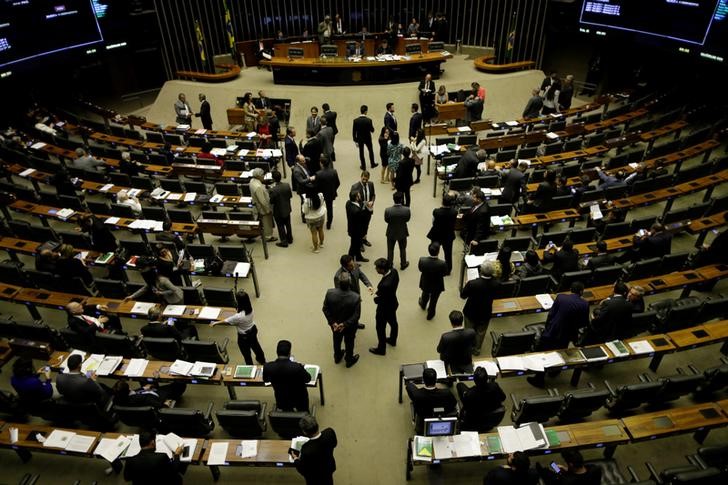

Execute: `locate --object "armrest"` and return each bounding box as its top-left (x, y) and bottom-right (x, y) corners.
top-left (688, 364), bottom-right (701, 375)
top-left (548, 275), bottom-right (559, 291)
top-left (510, 393), bottom-right (520, 410)
top-left (626, 465), bottom-right (640, 482)
top-left (603, 379), bottom-right (616, 396)
top-left (220, 337), bottom-right (229, 352)
top-left (547, 388), bottom-right (559, 397)
top-left (722, 356), bottom-right (728, 365)
top-left (686, 453), bottom-right (707, 469)
top-left (639, 373), bottom-right (652, 382)
top-left (259, 402), bottom-right (267, 424)
top-left (644, 462), bottom-right (663, 484)
top-left (204, 400), bottom-right (214, 419)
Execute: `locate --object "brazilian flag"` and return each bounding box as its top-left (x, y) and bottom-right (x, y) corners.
top-left (195, 19), bottom-right (207, 63)
top-left (224, 0), bottom-right (236, 57)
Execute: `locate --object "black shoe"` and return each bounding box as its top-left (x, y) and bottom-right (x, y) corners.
top-left (357, 323), bottom-right (366, 329)
top-left (362, 239), bottom-right (372, 247)
top-left (326, 223), bottom-right (331, 230)
top-left (334, 353), bottom-right (344, 364)
top-left (401, 261), bottom-right (410, 270)
top-left (414, 179), bottom-right (421, 184)
top-left (358, 257), bottom-right (369, 263)
top-left (418, 298), bottom-right (426, 310)
top-left (369, 347), bottom-right (386, 356)
top-left (345, 354), bottom-right (360, 368)
top-left (526, 376), bottom-right (546, 388)
top-left (426, 312), bottom-right (435, 321)
top-left (275, 242), bottom-right (288, 247)
top-left (386, 338), bottom-right (397, 347)
top-left (287, 239), bottom-right (294, 244)
top-left (371, 163), bottom-right (379, 168)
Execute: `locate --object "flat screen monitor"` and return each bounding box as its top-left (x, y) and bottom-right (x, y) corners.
top-left (320, 45), bottom-right (338, 56)
top-left (405, 43), bottom-right (422, 55)
top-left (424, 417), bottom-right (457, 437)
top-left (428, 41), bottom-right (445, 52)
top-left (288, 47), bottom-right (304, 59)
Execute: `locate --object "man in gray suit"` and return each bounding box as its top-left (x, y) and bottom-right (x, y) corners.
top-left (384, 191), bottom-right (411, 270)
top-left (334, 254), bottom-right (373, 296)
top-left (269, 170), bottom-right (293, 247)
top-left (306, 106), bottom-right (321, 136)
top-left (72, 148), bottom-right (105, 171)
top-left (250, 168), bottom-right (276, 242)
top-left (317, 117), bottom-right (335, 163)
top-left (174, 93), bottom-right (192, 125)
top-left (418, 242), bottom-right (448, 320)
top-left (322, 273), bottom-right (362, 368)
top-left (56, 354), bottom-right (111, 405)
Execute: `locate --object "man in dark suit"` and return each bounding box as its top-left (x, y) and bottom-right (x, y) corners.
top-left (300, 129), bottom-right (323, 174)
top-left (269, 170), bottom-right (294, 246)
top-left (462, 187), bottom-right (490, 248)
top-left (499, 160), bottom-right (528, 204)
top-left (112, 380), bottom-right (186, 409)
top-left (418, 242), bottom-right (448, 320)
top-left (334, 254), bottom-right (373, 296)
top-left (194, 93), bottom-right (212, 130)
top-left (305, 106), bottom-right (321, 135)
top-left (456, 367), bottom-right (506, 431)
top-left (350, 171), bottom-right (376, 247)
top-left (124, 431), bottom-right (185, 485)
top-left (284, 126), bottom-right (299, 168)
top-left (315, 157), bottom-right (340, 230)
top-left (255, 90), bottom-right (271, 110)
top-left (427, 193), bottom-right (458, 274)
top-left (636, 223), bottom-right (673, 260)
top-left (527, 282), bottom-right (589, 388)
top-left (384, 102), bottom-right (397, 132)
top-left (140, 306), bottom-right (198, 341)
top-left (409, 103), bottom-right (423, 139)
top-left (292, 155), bottom-right (315, 222)
top-left (317, 117), bottom-right (335, 163)
top-left (437, 310), bottom-right (476, 373)
top-left (79, 214), bottom-right (117, 253)
top-left (352, 105), bottom-right (377, 170)
top-left (65, 301), bottom-right (120, 347)
top-left (290, 415), bottom-right (337, 485)
top-left (406, 368), bottom-right (457, 433)
top-left (384, 191), bottom-right (411, 270)
top-left (321, 103), bottom-right (338, 141)
top-left (460, 261), bottom-right (499, 355)
top-left (543, 238), bottom-right (580, 279)
top-left (453, 148), bottom-right (485, 179)
top-left (417, 74), bottom-right (436, 122)
top-left (540, 72), bottom-right (560, 94)
top-left (369, 258), bottom-right (399, 355)
top-left (56, 354), bottom-right (111, 405)
top-left (262, 340), bottom-right (312, 412)
top-left (322, 273), bottom-right (362, 368)
top-left (345, 190), bottom-right (367, 262)
top-left (586, 281), bottom-right (633, 343)
top-left (584, 240), bottom-right (617, 270)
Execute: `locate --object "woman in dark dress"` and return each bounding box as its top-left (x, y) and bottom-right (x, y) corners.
top-left (378, 126), bottom-right (391, 184)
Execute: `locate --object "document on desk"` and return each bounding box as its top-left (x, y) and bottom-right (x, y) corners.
top-left (99, 183), bottom-right (114, 193)
top-left (496, 355), bottom-right (527, 371)
top-left (190, 361), bottom-right (217, 377)
top-left (43, 430), bottom-right (76, 449)
top-left (522, 354), bottom-right (546, 372)
top-left (124, 358), bottom-right (149, 377)
top-left (198, 306), bottom-right (221, 320)
top-left (412, 436), bottom-right (433, 462)
top-left (466, 268), bottom-right (479, 282)
top-left (61, 350), bottom-right (87, 373)
top-left (104, 216), bottom-right (121, 225)
top-left (131, 301), bottom-right (156, 315)
top-left (239, 440), bottom-right (258, 459)
top-left (207, 442), bottom-right (229, 465)
top-left (535, 294), bottom-right (554, 310)
top-left (233, 262), bottom-right (251, 277)
top-left (497, 423), bottom-right (547, 453)
top-left (474, 359), bottom-right (499, 376)
top-left (628, 340), bottom-right (654, 355)
top-left (95, 436), bottom-right (131, 462)
top-left (65, 434), bottom-right (96, 453)
top-left (19, 168), bottom-right (36, 177)
top-left (464, 254), bottom-right (486, 268)
top-left (304, 364), bottom-right (320, 383)
top-left (122, 435), bottom-right (141, 458)
top-left (163, 305), bottom-right (186, 317)
top-left (210, 194), bottom-right (224, 203)
top-left (184, 192), bottom-right (197, 202)
top-left (81, 354), bottom-right (105, 374)
top-left (170, 359), bottom-right (194, 376)
top-left (433, 431), bottom-right (481, 459)
top-left (425, 359), bottom-right (448, 379)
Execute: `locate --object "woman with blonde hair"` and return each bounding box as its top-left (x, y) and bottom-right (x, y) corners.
top-left (410, 128), bottom-right (427, 184)
top-left (303, 185), bottom-right (327, 253)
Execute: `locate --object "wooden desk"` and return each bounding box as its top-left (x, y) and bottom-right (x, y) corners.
top-left (196, 219), bottom-right (268, 259)
top-left (201, 439), bottom-right (293, 480)
top-left (260, 52), bottom-right (452, 85)
top-left (436, 103), bottom-right (466, 121)
top-left (622, 402), bottom-right (728, 443)
top-left (687, 211), bottom-right (728, 247)
top-left (0, 422), bottom-right (101, 462)
top-left (219, 364), bottom-right (325, 404)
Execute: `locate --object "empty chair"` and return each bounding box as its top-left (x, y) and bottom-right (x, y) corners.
top-left (59, 195), bottom-right (86, 211)
top-left (56, 230), bottom-right (93, 250)
top-left (568, 228), bottom-right (597, 244)
top-left (562, 138), bottom-right (583, 152)
top-left (698, 296), bottom-right (728, 323)
top-left (59, 327), bottom-right (95, 352)
top-left (160, 178), bottom-right (185, 193)
top-left (148, 153), bottom-right (170, 165)
top-left (113, 405), bottom-right (160, 429)
top-left (458, 135), bottom-right (477, 146)
top-left (182, 286), bottom-right (204, 306)
top-left (95, 333), bottom-right (144, 358)
top-left (649, 372), bottom-right (705, 405)
top-left (604, 379), bottom-right (663, 414)
top-left (542, 142), bottom-right (563, 156)
top-left (694, 362), bottom-right (728, 397)
top-left (108, 172), bottom-right (132, 186)
top-left (659, 298), bottom-right (704, 333)
top-left (110, 203), bottom-right (136, 218)
top-left (448, 178), bottom-right (473, 192)
top-left (215, 400), bottom-right (267, 438)
top-left (515, 275), bottom-right (551, 297)
top-left (517, 147), bottom-right (538, 160)
top-left (159, 402), bottom-right (215, 437)
top-left (473, 175), bottom-right (499, 188)
top-left (0, 262), bottom-right (28, 286)
top-left (492, 280), bottom-right (517, 299)
top-left (215, 183), bottom-right (241, 196)
top-left (38, 191), bottom-right (60, 207)
top-left (182, 338), bottom-right (229, 364)
top-left (435, 136), bottom-right (455, 145)
top-left (142, 206), bottom-right (168, 221)
top-left (145, 131), bottom-right (165, 143)
top-left (203, 288), bottom-right (237, 308)
top-left (557, 384), bottom-right (610, 422)
top-left (600, 222), bottom-right (632, 240)
top-left (184, 181), bottom-right (209, 194)
top-left (163, 133), bottom-right (184, 146)
top-left (630, 311), bottom-right (659, 337)
top-left (510, 391), bottom-right (564, 426)
top-left (8, 220), bottom-right (35, 240)
top-left (591, 265), bottom-right (624, 287)
top-left (187, 244), bottom-right (217, 260)
top-left (488, 202), bottom-right (513, 217)
top-left (64, 277), bottom-right (98, 297)
top-left (54, 397), bottom-right (118, 430)
top-left (167, 208), bottom-right (195, 223)
top-left (131, 176), bottom-right (155, 191)
top-left (119, 240), bottom-right (151, 257)
top-left (141, 337), bottom-right (185, 361)
top-left (187, 136), bottom-right (206, 148)
top-left (549, 195), bottom-right (573, 211)
top-left (625, 257), bottom-right (662, 280)
top-left (94, 278), bottom-right (128, 299)
top-left (468, 239), bottom-right (499, 256)
top-left (553, 270), bottom-right (592, 292)
top-left (495, 149), bottom-right (517, 163)
top-left (697, 444), bottom-right (728, 469)
top-left (228, 211), bottom-right (256, 221)
top-left (660, 252), bottom-right (690, 274)
top-left (218, 245), bottom-right (251, 263)
top-left (86, 200), bottom-right (111, 216)
top-left (268, 409), bottom-right (312, 439)
top-left (502, 237), bottom-right (532, 252)
top-left (490, 331), bottom-right (536, 357)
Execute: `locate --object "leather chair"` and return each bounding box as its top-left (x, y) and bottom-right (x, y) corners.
top-left (510, 390), bottom-right (564, 427)
top-left (159, 401), bottom-right (215, 437)
top-left (114, 405), bottom-right (161, 429)
top-left (269, 407), bottom-right (315, 439)
top-left (141, 337), bottom-right (185, 361)
top-left (557, 383), bottom-right (610, 422)
top-left (182, 338), bottom-right (229, 364)
top-left (490, 330), bottom-right (536, 357)
top-left (604, 378), bottom-right (663, 414)
top-left (95, 333), bottom-right (145, 358)
top-left (216, 400), bottom-right (267, 438)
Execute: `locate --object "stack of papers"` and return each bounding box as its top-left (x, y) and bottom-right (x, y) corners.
top-left (65, 434), bottom-right (96, 453)
top-left (606, 340), bottom-right (630, 357)
top-left (156, 433), bottom-right (195, 461)
top-left (128, 219), bottom-right (165, 231)
top-left (235, 365), bottom-right (257, 379)
top-left (412, 436), bottom-right (433, 462)
top-left (210, 148), bottom-right (228, 157)
top-left (95, 435), bottom-right (133, 462)
top-left (184, 192), bottom-right (197, 202)
top-left (546, 132), bottom-right (560, 140)
top-left (628, 340), bottom-right (654, 355)
top-left (169, 360), bottom-right (194, 376)
top-left (430, 145), bottom-right (450, 156)
top-left (99, 184), bottom-right (114, 192)
top-left (30, 142), bottom-right (47, 149)
top-left (57, 208), bottom-right (75, 220)
top-left (96, 356), bottom-right (123, 376)
top-left (124, 358), bottom-right (149, 377)
top-left (432, 431), bottom-right (481, 459)
top-left (464, 254), bottom-right (487, 268)
top-left (43, 430), bottom-right (77, 449)
top-left (496, 356), bottom-right (527, 371)
top-left (522, 352), bottom-right (565, 371)
top-left (81, 354), bottom-right (105, 374)
top-left (505, 121), bottom-right (519, 127)
top-left (497, 423), bottom-right (547, 452)
top-left (466, 268), bottom-right (479, 282)
top-left (589, 204), bottom-right (603, 220)
top-left (425, 359), bottom-right (447, 379)
top-left (239, 440), bottom-right (258, 459)
top-left (190, 361), bottom-right (217, 377)
top-left (473, 360), bottom-right (499, 376)
top-left (210, 194), bottom-right (224, 203)
top-left (199, 307), bottom-right (221, 320)
top-left (232, 262), bottom-right (251, 277)
top-left (131, 301), bottom-right (157, 315)
top-left (237, 149), bottom-right (249, 157)
top-left (150, 188), bottom-right (170, 200)
top-left (535, 294), bottom-right (554, 310)
top-left (457, 126), bottom-right (472, 132)
top-left (305, 364), bottom-right (321, 383)
top-left (163, 305), bottom-right (186, 316)
top-left (490, 215), bottom-right (515, 226)
top-left (104, 216), bottom-right (121, 225)
top-left (19, 168), bottom-right (36, 177)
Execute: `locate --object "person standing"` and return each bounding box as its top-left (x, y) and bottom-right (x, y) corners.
top-left (417, 74), bottom-right (436, 122)
top-left (303, 185), bottom-right (326, 253)
top-left (345, 190), bottom-right (368, 262)
top-left (269, 170), bottom-right (294, 247)
top-left (321, 103), bottom-right (338, 143)
top-left (384, 102), bottom-right (397, 132)
top-left (290, 415), bottom-right (337, 485)
top-left (522, 88), bottom-right (544, 119)
top-left (499, 160), bottom-right (528, 205)
top-left (322, 272), bottom-right (362, 368)
top-left (462, 187), bottom-right (490, 248)
top-left (250, 168), bottom-right (276, 242)
top-left (437, 311), bottom-right (476, 373)
top-left (460, 261), bottom-right (499, 355)
top-left (427, 192), bottom-right (458, 274)
top-left (306, 106), bottom-right (321, 136)
top-left (418, 242), bottom-right (448, 320)
top-left (584, 281), bottom-right (633, 343)
top-left (368, 258), bottom-right (399, 356)
top-left (241, 92), bottom-right (257, 132)
top-left (292, 155), bottom-right (316, 223)
top-left (353, 105), bottom-right (377, 170)
top-left (262, 340), bottom-right (311, 412)
top-left (334, 254), bottom-right (373, 296)
top-left (284, 126), bottom-right (299, 168)
top-left (316, 156), bottom-right (340, 230)
top-left (210, 290), bottom-right (266, 365)
top-left (317, 15), bottom-right (332, 44)
top-left (317, 117), bottom-right (335, 164)
top-left (378, 127), bottom-right (391, 183)
top-left (408, 103), bottom-right (423, 140)
top-left (351, 171), bottom-right (376, 247)
top-left (395, 146), bottom-right (415, 207)
top-left (195, 93), bottom-right (212, 130)
top-left (300, 129), bottom-right (323, 174)
top-left (174, 93), bottom-right (192, 125)
top-left (385, 191), bottom-right (411, 270)
top-left (410, 128), bottom-right (427, 184)
top-left (559, 75), bottom-right (575, 111)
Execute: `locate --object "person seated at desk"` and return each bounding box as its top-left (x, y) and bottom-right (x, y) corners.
top-left (112, 380), bottom-right (186, 409)
top-left (124, 430), bottom-right (186, 485)
top-left (537, 450), bottom-right (602, 485)
top-left (406, 368), bottom-right (457, 432)
top-left (196, 141), bottom-right (222, 167)
top-left (484, 451), bottom-right (539, 485)
top-left (72, 147), bottom-right (105, 171)
top-left (66, 300), bottom-right (122, 338)
top-left (582, 240), bottom-right (617, 270)
top-left (457, 367), bottom-right (505, 432)
top-left (52, 167), bottom-right (79, 198)
top-left (692, 214), bottom-right (728, 267)
top-left (262, 340), bottom-right (312, 412)
top-left (523, 169), bottom-right (556, 213)
top-left (56, 353), bottom-right (112, 406)
top-left (119, 151), bottom-right (143, 177)
top-left (126, 266), bottom-right (184, 305)
top-left (628, 285), bottom-right (645, 313)
top-left (116, 189), bottom-right (142, 215)
top-left (78, 214), bottom-right (117, 253)
top-left (635, 222), bottom-right (673, 260)
top-left (493, 246), bottom-right (516, 282)
top-left (154, 247), bottom-right (186, 286)
top-left (290, 415), bottom-right (338, 485)
top-left (453, 148), bottom-right (486, 179)
top-left (595, 167), bottom-right (626, 190)
top-left (141, 306), bottom-right (198, 341)
top-left (437, 310), bottom-right (476, 374)
top-left (55, 244), bottom-right (94, 286)
top-left (347, 40), bottom-right (364, 57)
top-left (407, 18), bottom-right (420, 37)
top-left (480, 159), bottom-right (499, 178)
top-left (435, 85), bottom-right (450, 105)
top-left (376, 39), bottom-right (393, 55)
top-left (583, 281), bottom-right (633, 344)
top-left (35, 248), bottom-right (59, 273)
top-left (517, 249), bottom-right (545, 279)
top-left (257, 113), bottom-right (273, 148)
top-left (543, 238), bottom-right (580, 279)
top-left (11, 357), bottom-right (54, 402)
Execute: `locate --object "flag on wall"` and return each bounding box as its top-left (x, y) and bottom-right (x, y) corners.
top-left (506, 12), bottom-right (517, 62)
top-left (195, 19), bottom-right (207, 63)
top-left (224, 0), bottom-right (236, 56)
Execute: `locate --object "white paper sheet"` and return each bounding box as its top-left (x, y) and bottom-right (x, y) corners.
top-left (99, 184), bottom-right (114, 192)
top-left (122, 435), bottom-right (141, 458)
top-left (131, 301), bottom-right (156, 315)
top-left (163, 305), bottom-right (186, 316)
top-left (95, 436), bottom-right (130, 462)
top-left (233, 262), bottom-right (251, 277)
top-left (239, 440), bottom-right (258, 458)
top-left (19, 168), bottom-right (36, 177)
top-left (81, 354), bottom-right (105, 374)
top-left (628, 340), bottom-right (654, 355)
top-left (466, 268), bottom-right (479, 282)
top-left (184, 192), bottom-right (197, 202)
top-left (473, 360), bottom-right (499, 376)
top-left (64, 434), bottom-right (96, 453)
top-left (43, 430), bottom-right (76, 449)
top-left (169, 359), bottom-right (194, 376)
top-left (496, 356), bottom-right (527, 371)
top-left (124, 358), bottom-right (149, 377)
top-left (190, 361), bottom-right (217, 377)
top-left (198, 307), bottom-right (221, 320)
top-left (425, 359), bottom-right (447, 379)
top-left (207, 442), bottom-right (229, 465)
top-left (96, 356), bottom-right (123, 376)
top-left (464, 254), bottom-right (486, 268)
top-left (104, 216), bottom-right (121, 225)
top-left (535, 294), bottom-right (554, 310)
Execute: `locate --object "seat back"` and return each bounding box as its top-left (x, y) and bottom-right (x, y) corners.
top-left (607, 381), bottom-right (663, 413)
top-left (141, 337), bottom-right (184, 361)
top-left (653, 374), bottom-right (705, 403)
top-left (502, 236), bottom-right (531, 251)
top-left (591, 265), bottom-right (624, 287)
top-left (511, 395), bottom-right (564, 426)
top-left (492, 280), bottom-right (517, 299)
top-left (142, 206), bottom-right (168, 221)
top-left (662, 299), bottom-right (704, 332)
top-left (160, 178), bottom-right (184, 192)
top-left (182, 286), bottom-right (204, 305)
top-left (448, 177), bottom-right (473, 192)
top-left (491, 331), bottom-right (536, 357)
top-left (203, 288), bottom-right (237, 308)
top-left (630, 311), bottom-right (659, 337)
top-left (187, 244), bottom-right (217, 260)
top-left (95, 278), bottom-right (128, 299)
top-left (0, 262), bottom-right (28, 286)
top-left (167, 209), bottom-right (195, 223)
top-left (216, 401), bottom-right (265, 438)
top-left (468, 239), bottom-right (499, 256)
top-left (600, 221), bottom-right (632, 240)
top-left (460, 405), bottom-right (505, 433)
top-left (537, 230), bottom-right (571, 248)
top-left (159, 407), bottom-right (215, 437)
top-left (268, 410), bottom-right (310, 439)
top-left (59, 327), bottom-right (95, 352)
top-left (627, 257), bottom-right (662, 280)
top-left (111, 203), bottom-right (136, 218)
top-left (699, 297), bottom-right (728, 323)
top-left (556, 270), bottom-right (592, 292)
top-left (558, 389), bottom-right (610, 422)
top-left (95, 333), bottom-right (144, 358)
top-left (660, 252), bottom-right (690, 274)
top-left (215, 183), bottom-right (241, 196)
top-left (670, 467), bottom-right (726, 484)
top-left (54, 398), bottom-right (117, 430)
top-left (182, 339), bottom-right (229, 364)
top-left (113, 405), bottom-right (160, 429)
